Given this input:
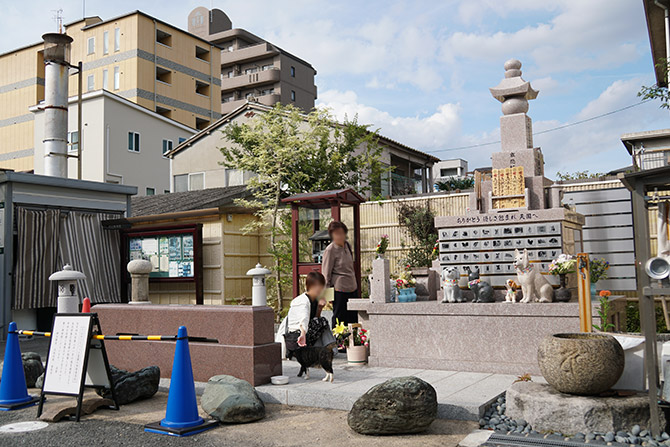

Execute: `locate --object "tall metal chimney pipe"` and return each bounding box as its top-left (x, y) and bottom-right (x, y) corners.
top-left (42, 33), bottom-right (73, 178)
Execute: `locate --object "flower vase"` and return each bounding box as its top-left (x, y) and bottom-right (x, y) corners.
top-left (590, 282), bottom-right (597, 297)
top-left (397, 287), bottom-right (417, 302)
top-left (555, 273), bottom-right (571, 302)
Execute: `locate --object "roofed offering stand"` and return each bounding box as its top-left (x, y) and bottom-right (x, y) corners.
top-left (282, 189), bottom-right (365, 297)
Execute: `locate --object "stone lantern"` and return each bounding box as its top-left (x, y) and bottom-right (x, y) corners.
top-left (127, 259), bottom-right (153, 304)
top-left (49, 264), bottom-right (86, 313)
top-left (246, 264), bottom-right (271, 306)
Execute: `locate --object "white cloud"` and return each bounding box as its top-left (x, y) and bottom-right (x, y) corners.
top-left (444, 0), bottom-right (646, 76)
top-left (318, 89), bottom-right (462, 149)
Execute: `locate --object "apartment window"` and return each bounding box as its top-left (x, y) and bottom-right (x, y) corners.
top-left (103, 31), bottom-right (109, 54)
top-left (156, 105), bottom-right (171, 118)
top-left (290, 66), bottom-right (295, 77)
top-left (162, 139), bottom-right (173, 156)
top-left (291, 90), bottom-right (296, 101)
top-left (195, 117), bottom-right (209, 130)
top-left (87, 37), bottom-right (95, 55)
top-left (164, 190), bottom-right (170, 194)
top-left (102, 69), bottom-right (108, 89)
top-left (156, 66), bottom-right (171, 84)
top-left (178, 137), bottom-right (187, 144)
top-left (156, 29), bottom-right (172, 47)
top-left (87, 74), bottom-right (94, 91)
top-left (245, 92), bottom-right (254, 100)
top-left (68, 131), bottom-right (79, 152)
top-left (222, 95), bottom-right (234, 103)
top-left (244, 67), bottom-right (258, 74)
top-left (440, 168), bottom-right (458, 177)
top-left (260, 88), bottom-right (274, 96)
top-left (174, 173), bottom-right (204, 192)
top-left (195, 45), bottom-right (210, 62)
top-left (195, 80), bottom-right (210, 96)
top-left (114, 27), bottom-right (120, 51)
top-left (227, 45), bottom-right (233, 52)
top-left (227, 71), bottom-right (234, 78)
top-left (262, 64), bottom-right (274, 71)
top-left (113, 66), bottom-right (120, 90)
top-left (128, 132), bottom-right (140, 152)
top-left (146, 187), bottom-right (155, 196)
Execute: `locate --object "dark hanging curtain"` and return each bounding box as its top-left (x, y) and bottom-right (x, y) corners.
top-left (13, 208), bottom-right (61, 309)
top-left (58, 211), bottom-right (123, 304)
top-left (13, 208), bottom-right (123, 309)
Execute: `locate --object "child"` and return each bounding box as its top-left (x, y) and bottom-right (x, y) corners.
top-left (276, 271), bottom-right (335, 356)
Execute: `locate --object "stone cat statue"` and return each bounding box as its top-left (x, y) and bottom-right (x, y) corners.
top-left (464, 266), bottom-right (495, 303)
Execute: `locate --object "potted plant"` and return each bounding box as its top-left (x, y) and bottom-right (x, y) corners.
top-left (333, 320), bottom-right (369, 364)
top-left (347, 325), bottom-right (369, 365)
top-left (548, 253), bottom-right (576, 302)
top-left (394, 265), bottom-right (417, 302)
top-left (375, 234), bottom-right (389, 259)
top-left (589, 258), bottom-right (609, 296)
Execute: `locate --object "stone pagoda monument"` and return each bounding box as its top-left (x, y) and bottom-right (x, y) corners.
top-left (434, 59), bottom-right (584, 293)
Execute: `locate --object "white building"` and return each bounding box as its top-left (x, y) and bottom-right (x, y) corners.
top-left (433, 158), bottom-right (468, 183)
top-left (32, 90), bottom-right (196, 196)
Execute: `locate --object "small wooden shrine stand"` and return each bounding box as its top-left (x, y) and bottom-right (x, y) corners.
top-left (282, 189), bottom-right (365, 297)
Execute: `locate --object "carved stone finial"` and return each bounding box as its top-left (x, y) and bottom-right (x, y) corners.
top-left (490, 59), bottom-right (538, 116)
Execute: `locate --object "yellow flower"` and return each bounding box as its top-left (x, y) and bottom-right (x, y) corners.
top-left (333, 319), bottom-right (347, 336)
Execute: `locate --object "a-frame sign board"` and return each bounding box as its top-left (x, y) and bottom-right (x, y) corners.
top-left (37, 313), bottom-right (119, 421)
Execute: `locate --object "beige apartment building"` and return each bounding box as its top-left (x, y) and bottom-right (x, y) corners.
top-left (0, 10), bottom-right (222, 172)
top-left (187, 7), bottom-right (317, 114)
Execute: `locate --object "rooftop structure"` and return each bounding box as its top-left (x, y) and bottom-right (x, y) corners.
top-left (187, 7), bottom-right (317, 114)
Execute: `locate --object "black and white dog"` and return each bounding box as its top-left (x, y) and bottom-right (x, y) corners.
top-left (287, 342), bottom-right (337, 382)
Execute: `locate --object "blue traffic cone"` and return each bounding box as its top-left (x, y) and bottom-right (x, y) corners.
top-left (144, 326), bottom-right (218, 436)
top-left (0, 322), bottom-right (39, 410)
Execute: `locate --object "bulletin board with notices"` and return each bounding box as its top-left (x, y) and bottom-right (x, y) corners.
top-left (124, 225), bottom-right (201, 280)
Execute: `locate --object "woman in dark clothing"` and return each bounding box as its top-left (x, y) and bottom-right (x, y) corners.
top-left (321, 221), bottom-right (359, 328)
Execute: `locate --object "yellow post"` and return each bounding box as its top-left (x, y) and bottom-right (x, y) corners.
top-left (577, 253), bottom-right (592, 332)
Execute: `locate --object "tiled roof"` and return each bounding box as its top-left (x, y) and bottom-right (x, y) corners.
top-left (131, 185), bottom-right (249, 217)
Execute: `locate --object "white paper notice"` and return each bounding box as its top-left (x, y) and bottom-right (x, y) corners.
top-left (43, 316), bottom-right (91, 395)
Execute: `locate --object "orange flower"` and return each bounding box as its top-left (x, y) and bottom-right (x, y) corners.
top-left (599, 290), bottom-right (611, 297)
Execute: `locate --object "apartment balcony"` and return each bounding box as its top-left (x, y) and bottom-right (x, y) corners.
top-left (221, 93), bottom-right (281, 114)
top-left (221, 42), bottom-right (279, 67)
top-left (220, 68), bottom-right (280, 93)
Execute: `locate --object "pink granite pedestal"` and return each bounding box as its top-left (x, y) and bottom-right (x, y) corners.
top-left (349, 300), bottom-right (596, 375)
top-left (94, 304), bottom-right (281, 386)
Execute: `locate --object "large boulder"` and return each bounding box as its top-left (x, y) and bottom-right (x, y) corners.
top-left (201, 375), bottom-right (265, 423)
top-left (22, 352), bottom-right (44, 388)
top-left (507, 381), bottom-right (665, 434)
top-left (96, 365), bottom-right (160, 405)
top-left (348, 376), bottom-right (437, 435)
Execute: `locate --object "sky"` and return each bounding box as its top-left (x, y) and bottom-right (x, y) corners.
top-left (3, 0), bottom-right (669, 176)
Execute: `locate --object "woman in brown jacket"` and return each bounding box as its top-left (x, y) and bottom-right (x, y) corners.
top-left (321, 221), bottom-right (359, 328)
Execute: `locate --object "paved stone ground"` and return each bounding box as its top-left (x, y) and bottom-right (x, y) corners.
top-left (159, 356), bottom-right (523, 421)
top-left (0, 390), bottom-right (477, 446)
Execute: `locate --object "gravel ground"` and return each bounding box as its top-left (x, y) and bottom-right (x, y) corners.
top-left (0, 390), bottom-right (477, 447)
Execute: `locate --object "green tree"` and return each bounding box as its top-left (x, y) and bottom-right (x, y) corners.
top-left (396, 201), bottom-right (438, 268)
top-left (219, 104), bottom-right (385, 312)
top-left (639, 58), bottom-right (670, 108)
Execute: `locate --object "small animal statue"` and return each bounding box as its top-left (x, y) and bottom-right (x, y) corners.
top-left (441, 266), bottom-right (465, 303)
top-left (504, 279), bottom-right (518, 303)
top-left (464, 266), bottom-right (495, 303)
top-left (514, 248), bottom-right (554, 303)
